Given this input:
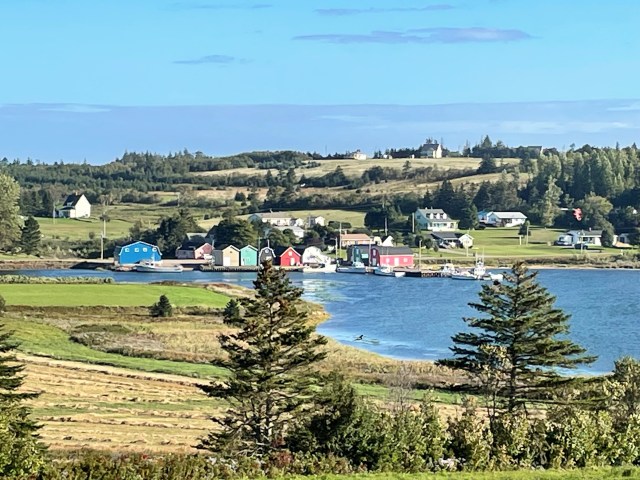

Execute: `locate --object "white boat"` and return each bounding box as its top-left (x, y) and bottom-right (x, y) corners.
top-left (483, 272), bottom-right (504, 282)
top-left (302, 263), bottom-right (337, 273)
top-left (439, 263), bottom-right (457, 277)
top-left (373, 266), bottom-right (405, 277)
top-left (134, 261), bottom-right (184, 273)
top-left (450, 270), bottom-right (477, 280)
top-left (336, 261), bottom-right (367, 274)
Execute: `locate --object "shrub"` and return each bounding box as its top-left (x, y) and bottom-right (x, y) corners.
top-left (149, 295), bottom-right (173, 317)
top-left (0, 295), bottom-right (5, 314)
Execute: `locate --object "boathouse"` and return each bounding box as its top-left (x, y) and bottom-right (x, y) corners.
top-left (369, 246), bottom-right (414, 268)
top-left (274, 246), bottom-right (302, 266)
top-left (240, 245), bottom-right (258, 266)
top-left (114, 241), bottom-right (161, 266)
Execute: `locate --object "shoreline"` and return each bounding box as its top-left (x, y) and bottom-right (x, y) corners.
top-left (1, 257), bottom-right (640, 272)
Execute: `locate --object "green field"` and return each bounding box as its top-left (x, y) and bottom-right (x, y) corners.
top-left (37, 217), bottom-right (134, 241)
top-left (417, 227), bottom-right (626, 260)
top-left (0, 284), bottom-right (229, 307)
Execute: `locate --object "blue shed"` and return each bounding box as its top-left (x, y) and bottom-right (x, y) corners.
top-left (114, 241), bottom-right (161, 265)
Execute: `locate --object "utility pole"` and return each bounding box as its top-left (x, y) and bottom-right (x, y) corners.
top-left (418, 238), bottom-right (422, 269)
top-left (412, 213), bottom-right (415, 233)
top-left (384, 217), bottom-right (388, 236)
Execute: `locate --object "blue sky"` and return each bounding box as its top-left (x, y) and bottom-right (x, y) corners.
top-left (1, 0), bottom-right (639, 163)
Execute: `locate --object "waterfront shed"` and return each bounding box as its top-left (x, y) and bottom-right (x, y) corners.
top-left (274, 246), bottom-right (302, 266)
top-left (114, 241), bottom-right (161, 265)
top-left (369, 246), bottom-right (414, 267)
top-left (213, 245), bottom-right (241, 266)
top-left (258, 246), bottom-right (276, 264)
top-left (240, 245), bottom-right (258, 266)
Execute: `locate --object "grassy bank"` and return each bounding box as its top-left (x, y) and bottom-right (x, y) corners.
top-left (0, 283), bottom-right (229, 307)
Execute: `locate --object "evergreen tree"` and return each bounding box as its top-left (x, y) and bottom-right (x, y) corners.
top-left (20, 216), bottom-right (41, 255)
top-left (0, 319), bottom-right (46, 476)
top-left (199, 262), bottom-right (327, 455)
top-left (439, 263), bottom-right (595, 414)
top-left (0, 174), bottom-right (21, 252)
top-left (149, 295), bottom-right (173, 317)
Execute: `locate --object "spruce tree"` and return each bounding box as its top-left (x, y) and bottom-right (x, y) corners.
top-left (439, 262), bottom-right (595, 414)
top-left (0, 320), bottom-right (46, 476)
top-left (199, 261), bottom-right (327, 455)
top-left (149, 295), bottom-right (173, 317)
top-left (20, 216), bottom-right (41, 255)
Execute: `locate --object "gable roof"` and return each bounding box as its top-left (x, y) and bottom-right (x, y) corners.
top-left (340, 233), bottom-right (372, 241)
top-left (215, 245), bottom-right (240, 253)
top-left (375, 246), bottom-right (414, 255)
top-left (259, 212), bottom-right (293, 219)
top-left (567, 229), bottom-right (603, 236)
top-left (274, 246), bottom-right (299, 257)
top-left (431, 232), bottom-right (474, 241)
top-left (240, 245), bottom-right (257, 252)
top-left (488, 211), bottom-right (527, 219)
top-left (62, 193), bottom-right (88, 208)
top-left (417, 208), bottom-right (446, 215)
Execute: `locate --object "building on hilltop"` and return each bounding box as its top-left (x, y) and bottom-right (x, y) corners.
top-left (56, 192), bottom-right (91, 218)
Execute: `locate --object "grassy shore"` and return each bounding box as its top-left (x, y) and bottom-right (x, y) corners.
top-left (0, 283), bottom-right (229, 307)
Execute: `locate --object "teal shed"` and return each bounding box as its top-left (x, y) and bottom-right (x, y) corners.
top-left (240, 245), bottom-right (258, 266)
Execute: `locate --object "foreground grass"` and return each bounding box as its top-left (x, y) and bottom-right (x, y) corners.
top-left (6, 318), bottom-right (226, 378)
top-left (0, 283), bottom-right (229, 307)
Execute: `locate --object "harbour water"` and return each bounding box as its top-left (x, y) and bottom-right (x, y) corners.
top-left (3, 268), bottom-right (639, 373)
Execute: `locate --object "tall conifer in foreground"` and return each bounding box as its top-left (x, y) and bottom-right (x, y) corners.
top-left (20, 216), bottom-right (41, 255)
top-left (199, 261), bottom-right (327, 455)
top-left (0, 309), bottom-right (46, 476)
top-left (439, 262), bottom-right (596, 414)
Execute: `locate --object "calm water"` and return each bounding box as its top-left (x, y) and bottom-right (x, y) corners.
top-left (3, 268), bottom-right (640, 373)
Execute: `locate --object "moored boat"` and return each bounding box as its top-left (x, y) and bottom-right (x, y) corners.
top-left (302, 263), bottom-right (337, 273)
top-left (373, 265), bottom-right (405, 277)
top-left (336, 261), bottom-right (367, 274)
top-left (134, 261), bottom-right (184, 273)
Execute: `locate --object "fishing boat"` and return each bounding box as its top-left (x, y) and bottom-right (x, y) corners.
top-left (336, 261), bottom-right (367, 274)
top-left (302, 263), bottom-right (337, 273)
top-left (439, 263), bottom-right (457, 277)
top-left (134, 260), bottom-right (184, 273)
top-left (373, 265), bottom-right (405, 277)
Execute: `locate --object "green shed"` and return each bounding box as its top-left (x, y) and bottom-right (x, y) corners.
top-left (240, 245), bottom-right (258, 266)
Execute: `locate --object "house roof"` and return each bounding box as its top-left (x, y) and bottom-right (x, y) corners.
top-left (567, 230), bottom-right (603, 236)
top-left (215, 245), bottom-right (240, 252)
top-left (375, 246), bottom-right (414, 255)
top-left (62, 193), bottom-right (87, 207)
top-left (341, 233), bottom-right (372, 241)
top-left (416, 208), bottom-right (447, 215)
top-left (431, 232), bottom-right (474, 241)
top-left (275, 225), bottom-right (305, 233)
top-left (240, 245), bottom-right (257, 252)
top-left (258, 212), bottom-right (293, 219)
top-left (488, 211), bottom-right (527, 219)
top-left (421, 143), bottom-right (440, 149)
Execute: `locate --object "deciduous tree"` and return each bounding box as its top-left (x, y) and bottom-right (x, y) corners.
top-left (0, 174), bottom-right (21, 252)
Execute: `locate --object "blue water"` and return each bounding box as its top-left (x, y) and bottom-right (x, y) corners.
top-left (3, 268), bottom-right (639, 374)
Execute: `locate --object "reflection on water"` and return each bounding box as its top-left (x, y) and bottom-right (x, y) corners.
top-left (5, 268), bottom-right (640, 373)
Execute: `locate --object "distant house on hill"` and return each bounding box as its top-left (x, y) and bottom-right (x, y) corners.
top-left (414, 208), bottom-right (458, 231)
top-left (349, 150), bottom-right (367, 160)
top-left (249, 212), bottom-right (304, 228)
top-left (56, 193), bottom-right (91, 218)
top-left (419, 140), bottom-right (443, 159)
top-left (340, 233), bottom-right (375, 249)
top-left (430, 232), bottom-right (474, 249)
top-left (479, 211), bottom-right (528, 227)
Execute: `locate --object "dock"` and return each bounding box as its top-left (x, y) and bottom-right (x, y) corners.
top-left (198, 265), bottom-right (303, 273)
top-left (402, 269), bottom-right (444, 278)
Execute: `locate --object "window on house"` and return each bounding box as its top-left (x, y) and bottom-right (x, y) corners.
top-left (134, 248), bottom-right (139, 252)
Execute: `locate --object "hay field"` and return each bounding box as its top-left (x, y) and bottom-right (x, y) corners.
top-left (23, 355), bottom-right (215, 452)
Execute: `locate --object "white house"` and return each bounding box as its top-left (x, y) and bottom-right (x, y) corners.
top-left (340, 233), bottom-right (375, 248)
top-left (556, 230), bottom-right (603, 247)
top-left (479, 211), bottom-right (528, 227)
top-left (414, 208), bottom-right (458, 232)
top-left (306, 215), bottom-right (325, 227)
top-left (430, 232), bottom-right (474, 249)
top-left (274, 225), bottom-right (305, 239)
top-left (349, 150), bottom-right (367, 160)
top-left (56, 193), bottom-right (92, 218)
top-left (419, 141), bottom-right (443, 159)
top-left (249, 212), bottom-right (304, 228)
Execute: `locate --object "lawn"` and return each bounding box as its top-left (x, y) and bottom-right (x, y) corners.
top-left (0, 284), bottom-right (229, 307)
top-left (419, 227), bottom-right (621, 260)
top-left (37, 217), bottom-right (133, 241)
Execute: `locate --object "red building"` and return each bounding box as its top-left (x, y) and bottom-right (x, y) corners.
top-left (274, 246), bottom-right (302, 266)
top-left (369, 246), bottom-right (414, 267)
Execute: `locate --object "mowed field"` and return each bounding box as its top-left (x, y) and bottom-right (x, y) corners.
top-left (0, 283), bottom-right (229, 307)
top-left (23, 355), bottom-right (216, 452)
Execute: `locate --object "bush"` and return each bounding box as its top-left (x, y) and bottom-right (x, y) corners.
top-left (0, 295), bottom-right (5, 314)
top-left (149, 295), bottom-right (173, 317)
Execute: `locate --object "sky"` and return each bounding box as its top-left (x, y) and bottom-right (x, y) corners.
top-left (1, 0), bottom-right (639, 163)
